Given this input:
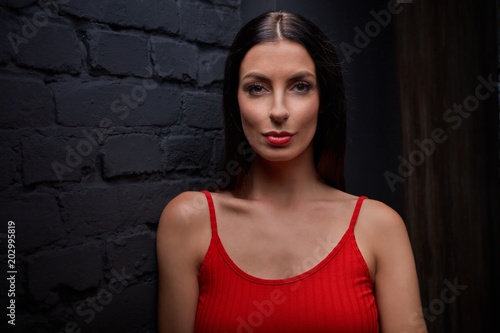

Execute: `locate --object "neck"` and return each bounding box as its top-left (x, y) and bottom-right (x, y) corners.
top-left (238, 145), bottom-right (325, 204)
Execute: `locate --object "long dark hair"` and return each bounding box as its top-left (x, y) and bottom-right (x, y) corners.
top-left (222, 11), bottom-right (346, 190)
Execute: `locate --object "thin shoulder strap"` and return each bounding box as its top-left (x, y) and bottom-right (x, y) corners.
top-left (349, 196), bottom-right (367, 229)
top-left (201, 190), bottom-right (218, 236)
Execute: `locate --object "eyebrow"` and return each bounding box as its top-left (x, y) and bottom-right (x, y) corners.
top-left (240, 71), bottom-right (316, 82)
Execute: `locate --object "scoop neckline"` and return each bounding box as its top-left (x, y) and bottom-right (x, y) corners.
top-left (213, 224), bottom-right (353, 285)
top-left (205, 191), bottom-right (362, 285)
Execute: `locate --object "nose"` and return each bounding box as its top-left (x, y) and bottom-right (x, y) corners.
top-left (268, 92), bottom-right (289, 123)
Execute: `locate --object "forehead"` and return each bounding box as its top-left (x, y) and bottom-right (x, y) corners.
top-left (239, 40), bottom-right (316, 78)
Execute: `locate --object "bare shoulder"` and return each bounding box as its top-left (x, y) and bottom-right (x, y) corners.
top-left (356, 198), bottom-right (414, 264)
top-left (156, 191), bottom-right (210, 331)
top-left (159, 191), bottom-right (209, 225)
top-left (351, 197), bottom-right (414, 280)
top-left (357, 198), bottom-right (407, 233)
top-left (157, 191), bottom-right (211, 261)
top-left (354, 198), bottom-right (425, 332)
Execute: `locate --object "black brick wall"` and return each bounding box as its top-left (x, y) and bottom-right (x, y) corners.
top-left (0, 0), bottom-right (240, 332)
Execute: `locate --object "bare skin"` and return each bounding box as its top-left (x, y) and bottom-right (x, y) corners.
top-left (157, 40), bottom-right (427, 333)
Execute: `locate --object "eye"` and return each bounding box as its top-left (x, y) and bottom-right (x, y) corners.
top-left (292, 81), bottom-right (312, 93)
top-left (245, 83), bottom-right (268, 95)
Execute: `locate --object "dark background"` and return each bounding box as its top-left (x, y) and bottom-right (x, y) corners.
top-left (0, 0), bottom-right (498, 332)
top-left (241, 0), bottom-right (404, 212)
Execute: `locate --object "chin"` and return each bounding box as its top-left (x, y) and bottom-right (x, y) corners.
top-left (255, 148), bottom-right (303, 163)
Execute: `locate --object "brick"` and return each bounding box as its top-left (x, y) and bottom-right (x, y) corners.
top-left (198, 49), bottom-right (226, 86)
top-left (0, 75), bottom-right (54, 128)
top-left (0, 7), bottom-right (17, 63)
top-left (151, 36), bottom-right (198, 82)
top-left (59, 181), bottom-right (183, 238)
top-left (22, 134), bottom-right (100, 184)
top-left (16, 22), bottom-right (84, 74)
top-left (180, 2), bottom-right (240, 46)
top-left (55, 80), bottom-right (181, 126)
top-left (105, 0), bottom-right (179, 33)
top-left (59, 187), bottom-right (137, 237)
top-left (60, 187), bottom-right (135, 238)
top-left (1, 0), bottom-right (37, 8)
top-left (182, 91), bottom-right (223, 129)
top-left (162, 135), bottom-right (212, 171)
top-left (102, 134), bottom-right (162, 178)
top-left (0, 192), bottom-right (63, 251)
top-left (87, 29), bottom-right (149, 77)
top-left (61, 0), bottom-right (179, 33)
top-left (213, 135), bottom-right (224, 166)
top-left (0, 146), bottom-right (16, 188)
top-left (28, 244), bottom-right (103, 301)
top-left (75, 281), bottom-right (156, 332)
top-left (106, 231), bottom-right (156, 277)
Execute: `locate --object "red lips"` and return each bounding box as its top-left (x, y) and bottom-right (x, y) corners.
top-left (263, 131), bottom-right (294, 146)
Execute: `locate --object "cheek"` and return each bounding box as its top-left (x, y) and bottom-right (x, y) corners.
top-left (237, 92), bottom-right (252, 128)
top-left (238, 93), bottom-right (267, 135)
top-left (297, 97), bottom-right (320, 133)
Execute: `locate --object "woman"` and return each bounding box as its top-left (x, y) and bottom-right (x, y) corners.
top-left (157, 11), bottom-right (427, 333)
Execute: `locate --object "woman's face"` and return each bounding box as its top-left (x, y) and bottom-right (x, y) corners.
top-left (237, 40), bottom-right (319, 163)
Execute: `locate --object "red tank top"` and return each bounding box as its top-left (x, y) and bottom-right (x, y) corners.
top-left (195, 190), bottom-right (379, 332)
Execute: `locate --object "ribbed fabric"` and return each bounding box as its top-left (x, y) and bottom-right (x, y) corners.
top-left (194, 190), bottom-right (379, 333)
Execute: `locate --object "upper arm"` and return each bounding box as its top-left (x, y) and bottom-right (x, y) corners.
top-left (156, 191), bottom-right (210, 333)
top-left (360, 200), bottom-right (428, 333)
